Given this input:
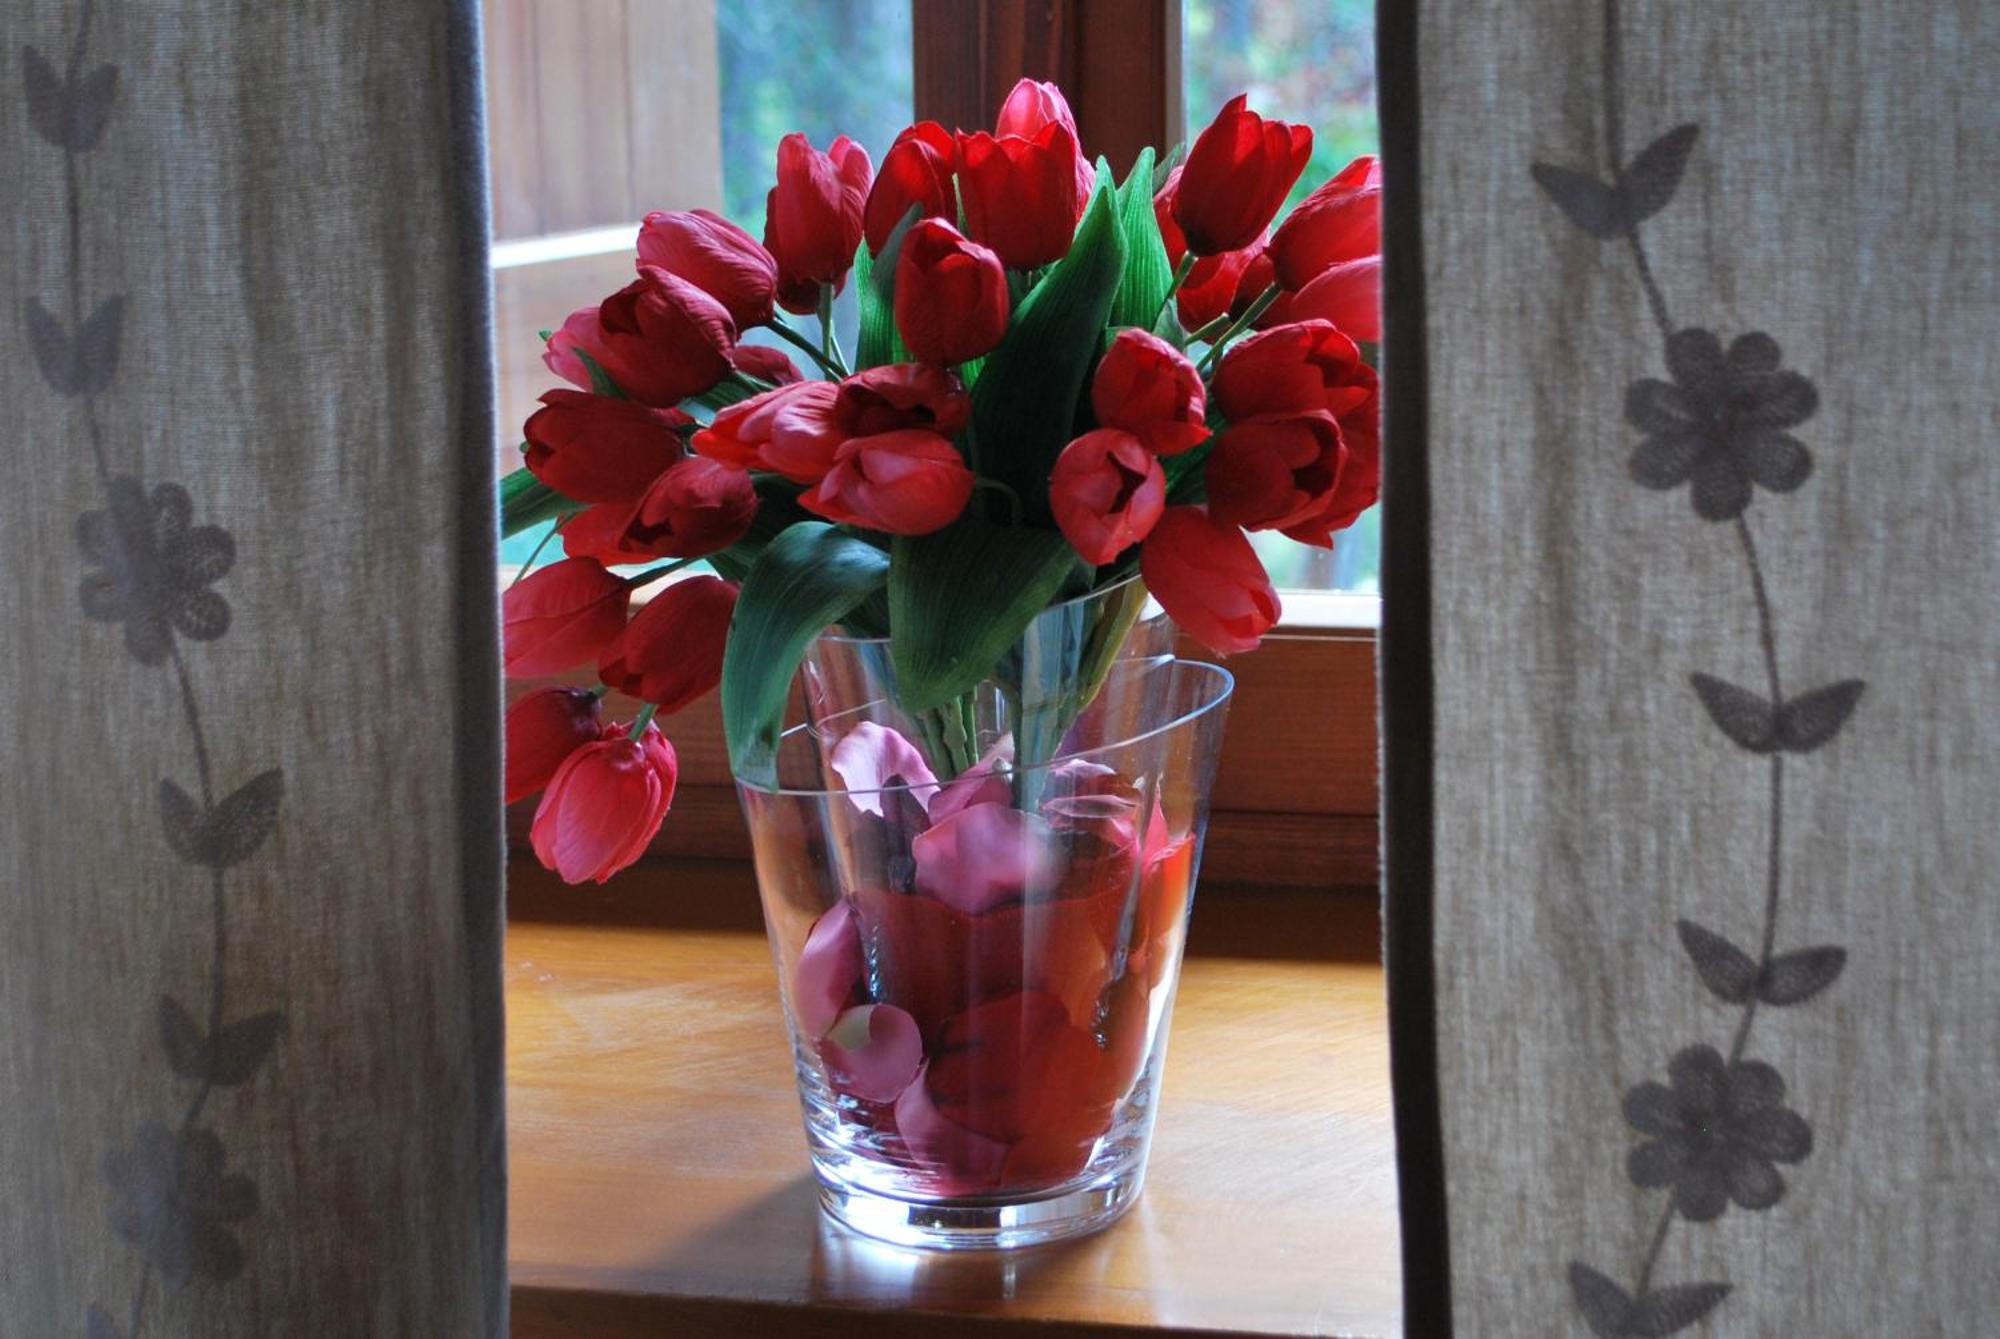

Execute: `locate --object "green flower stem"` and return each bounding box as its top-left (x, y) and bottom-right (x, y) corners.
top-left (508, 515), bottom-right (566, 588)
top-left (1185, 313), bottom-right (1233, 345)
top-left (1154, 252), bottom-right (1198, 330)
top-left (1195, 283), bottom-right (1282, 376)
top-left (768, 317), bottom-right (846, 380)
top-left (625, 557), bottom-right (702, 589)
top-left (972, 476), bottom-right (1024, 526)
top-left (817, 284), bottom-right (850, 377)
top-left (630, 703), bottom-right (659, 740)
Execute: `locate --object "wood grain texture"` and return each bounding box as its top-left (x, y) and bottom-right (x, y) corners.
top-left (505, 916), bottom-right (1400, 1336)
top-left (913, 0), bottom-right (1182, 174)
top-left (505, 627), bottom-right (1380, 890)
top-left (482, 0), bottom-right (723, 238)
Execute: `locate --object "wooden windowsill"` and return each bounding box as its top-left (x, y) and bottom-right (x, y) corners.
top-left (506, 860), bottom-right (1401, 1337)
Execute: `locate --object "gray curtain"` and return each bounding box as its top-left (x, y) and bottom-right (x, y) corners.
top-left (1383, 0), bottom-right (1999, 1334)
top-left (1, 1), bottom-right (505, 1335)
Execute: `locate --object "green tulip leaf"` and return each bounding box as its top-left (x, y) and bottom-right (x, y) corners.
top-left (856, 205), bottom-right (921, 369)
top-left (499, 466), bottom-right (584, 538)
top-left (1109, 148), bottom-right (1174, 333)
top-left (723, 521), bottom-right (890, 781)
top-left (969, 181), bottom-right (1127, 521)
top-left (888, 516), bottom-right (1082, 713)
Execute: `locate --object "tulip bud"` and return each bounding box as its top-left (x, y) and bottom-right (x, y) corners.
top-left (596, 574), bottom-right (737, 713)
top-left (1203, 411), bottom-right (1348, 533)
top-left (1049, 429), bottom-right (1167, 566)
top-left (764, 133), bottom-right (873, 314)
top-left (551, 268), bottom-right (736, 407)
top-left (956, 123), bottom-right (1088, 270)
top-left (863, 121), bottom-right (957, 256)
top-left (637, 208), bottom-right (779, 330)
top-left (1090, 330), bottom-right (1209, 456)
top-left (799, 429), bottom-right (975, 535)
top-left (1138, 507), bottom-right (1281, 655)
top-left (502, 558), bottom-right (630, 677)
top-left (504, 687), bottom-right (603, 804)
top-left (529, 722), bottom-right (678, 884)
top-left (523, 390), bottom-right (688, 504)
top-left (1266, 155), bottom-right (1380, 292)
top-left (893, 219), bottom-right (1010, 366)
top-left (1173, 95), bottom-right (1313, 255)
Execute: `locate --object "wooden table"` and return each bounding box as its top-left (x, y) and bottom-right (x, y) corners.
top-left (506, 867), bottom-right (1402, 1337)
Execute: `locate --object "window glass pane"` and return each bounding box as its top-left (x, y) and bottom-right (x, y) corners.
top-left (486, 1), bottom-right (913, 566)
top-left (1184, 0), bottom-right (1379, 594)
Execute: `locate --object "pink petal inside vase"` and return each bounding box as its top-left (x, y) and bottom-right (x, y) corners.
top-left (820, 1003), bottom-right (923, 1104)
top-left (894, 1061), bottom-right (1010, 1194)
top-left (910, 801), bottom-right (1057, 914)
top-left (829, 721), bottom-right (939, 817)
top-left (793, 899), bottom-right (865, 1038)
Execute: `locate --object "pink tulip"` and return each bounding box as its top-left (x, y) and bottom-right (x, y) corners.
top-left (928, 736), bottom-right (1015, 822)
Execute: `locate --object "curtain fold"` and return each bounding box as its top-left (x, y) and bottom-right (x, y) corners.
top-left (1, 1), bottom-right (505, 1333)
top-left (1384, 1), bottom-right (1998, 1334)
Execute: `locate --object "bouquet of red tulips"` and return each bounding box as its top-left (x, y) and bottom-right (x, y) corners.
top-left (501, 80), bottom-right (1381, 886)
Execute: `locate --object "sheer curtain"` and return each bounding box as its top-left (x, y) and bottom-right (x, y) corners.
top-left (1383, 1), bottom-right (1998, 1334)
top-left (1, 1), bottom-right (504, 1333)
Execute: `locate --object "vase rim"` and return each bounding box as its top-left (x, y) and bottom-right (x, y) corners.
top-left (814, 574), bottom-right (1157, 647)
top-left (738, 658), bottom-right (1234, 798)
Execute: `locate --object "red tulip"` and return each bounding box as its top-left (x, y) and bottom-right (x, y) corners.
top-left (564, 456), bottom-right (760, 564)
top-left (729, 342), bottom-right (803, 385)
top-left (1173, 95), bottom-right (1312, 255)
top-left (1266, 155), bottom-right (1379, 292)
top-left (863, 121), bottom-right (957, 256)
top-left (957, 122), bottom-right (1088, 270)
top-left (503, 557), bottom-right (630, 676)
top-left (504, 687), bottom-right (602, 804)
top-left (1138, 506), bottom-right (1281, 654)
top-left (895, 1063), bottom-right (1010, 1195)
top-left (1203, 411), bottom-right (1348, 532)
top-left (894, 219), bottom-right (1010, 365)
top-left (596, 574), bottom-right (737, 713)
top-left (833, 363), bottom-right (971, 439)
top-left (554, 268), bottom-right (736, 406)
top-left (1049, 429), bottom-right (1166, 566)
top-left (692, 379), bottom-right (843, 481)
top-left (529, 721), bottom-right (678, 884)
top-left (1212, 320), bottom-right (1377, 421)
top-left (522, 390), bottom-right (689, 504)
top-left (1152, 167), bottom-right (1275, 328)
top-left (1090, 330), bottom-right (1208, 456)
top-left (1259, 256), bottom-right (1380, 342)
top-left (993, 78), bottom-right (1095, 204)
top-left (636, 208), bottom-right (778, 330)
top-left (764, 133), bottom-right (873, 314)
top-left (1276, 419), bottom-right (1379, 547)
top-left (799, 429), bottom-right (975, 535)
top-left (542, 305), bottom-right (603, 390)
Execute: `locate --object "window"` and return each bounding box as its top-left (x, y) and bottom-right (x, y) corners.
top-left (485, 1), bottom-right (1380, 891)
top-left (1185, 0), bottom-right (1380, 594)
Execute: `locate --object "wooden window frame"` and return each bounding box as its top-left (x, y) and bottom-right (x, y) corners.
top-left (495, 1), bottom-right (1381, 895)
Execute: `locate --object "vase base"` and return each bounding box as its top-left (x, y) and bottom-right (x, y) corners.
top-left (816, 1165), bottom-right (1145, 1251)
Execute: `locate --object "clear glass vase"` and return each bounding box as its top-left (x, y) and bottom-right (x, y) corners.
top-left (736, 585), bottom-right (1232, 1250)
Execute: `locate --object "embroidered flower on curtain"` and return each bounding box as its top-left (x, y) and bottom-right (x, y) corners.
top-left (103, 1121), bottom-right (259, 1286)
top-left (1622, 1044), bottom-right (1814, 1222)
top-left (76, 477), bottom-right (235, 665)
top-left (1625, 329), bottom-right (1818, 521)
